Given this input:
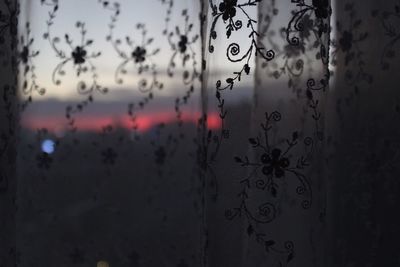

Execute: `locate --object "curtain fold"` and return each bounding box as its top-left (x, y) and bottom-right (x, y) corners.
top-left (244, 0), bottom-right (331, 265)
top-left (326, 0), bottom-right (400, 266)
top-left (0, 0), bottom-right (18, 265)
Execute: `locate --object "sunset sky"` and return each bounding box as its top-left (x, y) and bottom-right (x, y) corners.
top-left (18, 0), bottom-right (334, 133)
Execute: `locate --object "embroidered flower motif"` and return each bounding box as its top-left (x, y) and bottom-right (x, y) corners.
top-left (299, 14), bottom-right (314, 39)
top-left (339, 30), bottom-right (353, 52)
top-left (20, 46), bottom-right (29, 64)
top-left (155, 146), bottom-right (166, 165)
top-left (178, 35), bottom-right (188, 53)
top-left (261, 149), bottom-right (290, 178)
top-left (284, 42), bottom-right (305, 58)
top-left (72, 46), bottom-right (87, 65)
top-left (312, 0), bottom-right (330, 19)
top-left (131, 46), bottom-right (147, 63)
top-left (36, 152), bottom-right (53, 169)
top-left (219, 0), bottom-right (238, 21)
top-left (102, 147), bottom-right (117, 165)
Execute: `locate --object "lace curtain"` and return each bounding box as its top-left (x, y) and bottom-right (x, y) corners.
top-left (1, 0), bottom-right (400, 266)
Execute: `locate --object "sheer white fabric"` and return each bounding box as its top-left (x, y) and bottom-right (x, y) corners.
top-left (0, 0), bottom-right (400, 266)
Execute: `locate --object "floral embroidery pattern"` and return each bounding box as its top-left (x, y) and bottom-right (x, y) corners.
top-left (161, 2), bottom-right (200, 144)
top-left (101, 147), bottom-right (118, 165)
top-left (260, 148), bottom-right (290, 178)
top-left (107, 22), bottom-right (163, 92)
top-left (227, 111), bottom-right (315, 266)
top-left (8, 1), bottom-right (394, 266)
top-left (286, 0), bottom-right (331, 65)
top-left (373, 0), bottom-right (400, 69)
top-left (0, 0), bottom-right (18, 42)
top-left (259, 3), bottom-right (306, 97)
top-left (36, 152), bottom-right (53, 169)
top-left (18, 22), bottom-right (46, 111)
top-left (44, 20), bottom-right (105, 94)
top-left (285, 0), bottom-right (333, 142)
top-left (42, 1), bottom-right (108, 130)
top-left (101, 1), bottom-right (165, 141)
top-left (210, 0), bottom-right (275, 90)
top-left (0, 0), bottom-right (19, 68)
top-left (313, 0), bottom-right (329, 19)
top-left (165, 9), bottom-right (199, 84)
top-left (234, 111), bottom-right (313, 208)
top-left (219, 0), bottom-right (238, 21)
top-left (331, 3), bottom-right (372, 86)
